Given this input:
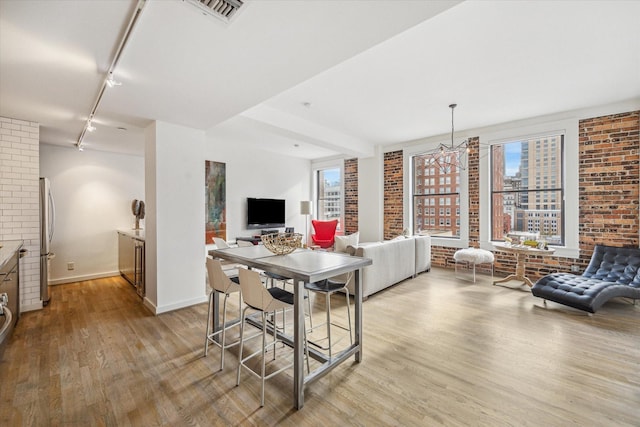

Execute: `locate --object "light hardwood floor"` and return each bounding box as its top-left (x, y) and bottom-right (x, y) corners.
top-left (1, 268), bottom-right (639, 426)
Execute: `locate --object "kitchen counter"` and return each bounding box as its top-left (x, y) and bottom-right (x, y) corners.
top-left (1, 240), bottom-right (22, 354)
top-left (0, 240), bottom-right (24, 270)
top-left (117, 229), bottom-right (145, 241)
top-left (117, 231), bottom-right (145, 297)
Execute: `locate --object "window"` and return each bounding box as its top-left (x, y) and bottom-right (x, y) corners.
top-left (411, 150), bottom-right (462, 238)
top-left (490, 134), bottom-right (564, 245)
top-left (316, 167), bottom-right (342, 229)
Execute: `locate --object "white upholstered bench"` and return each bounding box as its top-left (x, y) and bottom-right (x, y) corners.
top-left (453, 248), bottom-right (494, 282)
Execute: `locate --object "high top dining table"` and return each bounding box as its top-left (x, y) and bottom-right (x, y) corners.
top-left (208, 245), bottom-right (372, 409)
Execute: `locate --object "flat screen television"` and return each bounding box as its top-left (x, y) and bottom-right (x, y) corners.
top-left (247, 197), bottom-right (286, 229)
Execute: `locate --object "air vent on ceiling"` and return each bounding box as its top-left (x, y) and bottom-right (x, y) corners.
top-left (184, 0), bottom-right (244, 23)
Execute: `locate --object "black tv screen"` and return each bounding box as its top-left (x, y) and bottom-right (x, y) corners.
top-left (247, 198), bottom-right (286, 229)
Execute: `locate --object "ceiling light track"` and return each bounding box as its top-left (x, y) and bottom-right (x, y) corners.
top-left (76, 0), bottom-right (147, 151)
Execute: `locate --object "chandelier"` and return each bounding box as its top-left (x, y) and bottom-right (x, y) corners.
top-left (431, 103), bottom-right (470, 173)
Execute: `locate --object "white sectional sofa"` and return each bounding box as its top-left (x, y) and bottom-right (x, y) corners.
top-left (344, 235), bottom-right (431, 299)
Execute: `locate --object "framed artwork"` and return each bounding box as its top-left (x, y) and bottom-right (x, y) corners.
top-left (205, 160), bottom-right (226, 243)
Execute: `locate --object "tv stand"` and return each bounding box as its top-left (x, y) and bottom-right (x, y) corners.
top-left (236, 236), bottom-right (262, 245)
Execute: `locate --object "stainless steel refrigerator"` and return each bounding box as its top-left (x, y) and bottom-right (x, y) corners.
top-left (39, 177), bottom-right (55, 306)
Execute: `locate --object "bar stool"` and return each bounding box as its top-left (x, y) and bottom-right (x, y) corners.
top-left (304, 271), bottom-right (353, 360)
top-left (204, 257), bottom-right (242, 371)
top-left (238, 239), bottom-right (313, 330)
top-left (236, 268), bottom-right (309, 407)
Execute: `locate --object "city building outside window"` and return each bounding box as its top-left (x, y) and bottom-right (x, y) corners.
top-left (490, 134), bottom-right (564, 245)
top-left (316, 166), bottom-right (342, 231)
top-left (411, 150), bottom-right (462, 238)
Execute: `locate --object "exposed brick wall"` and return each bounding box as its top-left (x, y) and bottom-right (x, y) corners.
top-left (432, 110), bottom-right (640, 282)
top-left (517, 110), bottom-right (639, 280)
top-left (578, 111), bottom-right (639, 251)
top-left (383, 150), bottom-right (403, 240)
top-left (467, 137), bottom-right (480, 247)
top-left (344, 158), bottom-right (358, 234)
top-left (0, 116), bottom-right (41, 311)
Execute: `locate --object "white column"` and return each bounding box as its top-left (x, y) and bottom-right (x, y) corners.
top-left (144, 121), bottom-right (206, 314)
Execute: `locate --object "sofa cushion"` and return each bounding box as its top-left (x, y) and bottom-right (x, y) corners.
top-left (335, 231), bottom-right (359, 254)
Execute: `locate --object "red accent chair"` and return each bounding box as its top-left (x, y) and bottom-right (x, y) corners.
top-left (311, 219), bottom-right (339, 249)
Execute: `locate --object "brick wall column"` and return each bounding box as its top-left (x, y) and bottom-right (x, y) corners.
top-left (578, 111), bottom-right (640, 251)
top-left (467, 137), bottom-right (480, 247)
top-left (383, 150), bottom-right (403, 240)
top-left (344, 158), bottom-right (358, 234)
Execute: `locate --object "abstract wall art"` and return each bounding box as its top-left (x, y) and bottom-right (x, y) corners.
top-left (205, 160), bottom-right (226, 243)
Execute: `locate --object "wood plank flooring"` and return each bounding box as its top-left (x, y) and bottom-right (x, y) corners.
top-left (1, 268), bottom-right (639, 426)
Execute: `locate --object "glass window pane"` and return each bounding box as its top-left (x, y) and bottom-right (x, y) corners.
top-left (412, 147), bottom-right (462, 238)
top-left (317, 167), bottom-right (341, 227)
top-left (491, 134), bottom-right (564, 245)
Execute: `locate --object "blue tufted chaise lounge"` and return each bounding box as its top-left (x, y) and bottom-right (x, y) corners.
top-left (531, 244), bottom-right (640, 313)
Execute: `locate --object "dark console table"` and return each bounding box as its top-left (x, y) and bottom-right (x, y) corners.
top-left (236, 236), bottom-right (262, 245)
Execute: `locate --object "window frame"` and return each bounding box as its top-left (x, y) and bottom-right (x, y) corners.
top-left (404, 142), bottom-right (470, 249)
top-left (312, 160), bottom-right (344, 233)
top-left (479, 119), bottom-right (579, 258)
top-left (489, 135), bottom-right (565, 245)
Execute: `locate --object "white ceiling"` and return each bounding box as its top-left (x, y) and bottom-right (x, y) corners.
top-left (1, 0), bottom-right (639, 159)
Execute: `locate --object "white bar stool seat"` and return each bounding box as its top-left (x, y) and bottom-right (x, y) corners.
top-left (453, 248), bottom-right (494, 282)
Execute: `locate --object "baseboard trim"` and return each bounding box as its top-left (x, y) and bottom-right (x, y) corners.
top-left (153, 295), bottom-right (208, 315)
top-left (142, 297), bottom-right (156, 315)
top-left (49, 271), bottom-right (120, 285)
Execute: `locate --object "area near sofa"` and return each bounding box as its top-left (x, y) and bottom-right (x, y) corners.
top-left (333, 234), bottom-right (431, 299)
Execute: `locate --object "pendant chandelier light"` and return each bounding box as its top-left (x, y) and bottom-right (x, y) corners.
top-left (432, 103), bottom-right (470, 174)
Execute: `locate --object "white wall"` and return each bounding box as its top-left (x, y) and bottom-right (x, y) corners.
top-left (32, 122), bottom-right (311, 315)
top-left (357, 151), bottom-right (384, 243)
top-left (204, 131), bottom-right (312, 242)
top-left (141, 122), bottom-right (311, 314)
top-left (144, 121), bottom-right (206, 313)
top-left (40, 144), bottom-right (144, 284)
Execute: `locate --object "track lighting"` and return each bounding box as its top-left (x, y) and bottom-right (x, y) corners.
top-left (75, 0), bottom-right (147, 151)
top-left (106, 73), bottom-right (122, 88)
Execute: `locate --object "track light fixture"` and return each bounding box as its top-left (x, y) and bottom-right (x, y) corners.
top-left (106, 73), bottom-right (122, 88)
top-left (75, 0), bottom-right (147, 151)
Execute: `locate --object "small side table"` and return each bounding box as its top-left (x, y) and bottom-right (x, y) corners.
top-left (492, 243), bottom-right (555, 287)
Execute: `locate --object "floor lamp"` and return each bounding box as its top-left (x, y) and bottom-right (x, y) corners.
top-left (300, 201), bottom-right (312, 248)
